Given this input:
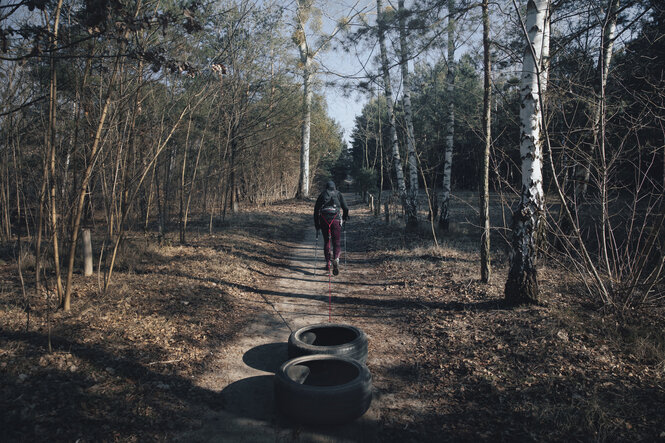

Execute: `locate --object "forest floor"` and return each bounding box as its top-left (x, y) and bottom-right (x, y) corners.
top-left (1, 195), bottom-right (665, 442)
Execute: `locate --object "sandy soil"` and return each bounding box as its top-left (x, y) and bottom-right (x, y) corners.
top-left (176, 195), bottom-right (414, 442)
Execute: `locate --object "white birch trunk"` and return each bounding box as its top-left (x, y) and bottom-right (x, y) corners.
top-left (296, 1), bottom-right (312, 198)
top-left (377, 0), bottom-right (406, 201)
top-left (293, 1), bottom-right (347, 199)
top-left (576, 0), bottom-right (620, 198)
top-left (440, 0), bottom-right (455, 230)
top-left (299, 59), bottom-right (312, 198)
top-left (480, 0), bottom-right (491, 283)
top-left (399, 0), bottom-right (419, 226)
top-left (541, 6), bottom-right (551, 91)
top-left (599, 0), bottom-right (619, 89)
top-left (505, 0), bottom-right (550, 304)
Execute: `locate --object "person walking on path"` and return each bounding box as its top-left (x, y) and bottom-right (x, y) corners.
top-left (314, 180), bottom-right (349, 275)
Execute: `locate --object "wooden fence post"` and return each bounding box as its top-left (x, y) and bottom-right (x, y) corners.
top-left (82, 229), bottom-right (93, 277)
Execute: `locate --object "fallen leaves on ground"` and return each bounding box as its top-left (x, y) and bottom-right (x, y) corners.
top-left (1, 197), bottom-right (664, 442)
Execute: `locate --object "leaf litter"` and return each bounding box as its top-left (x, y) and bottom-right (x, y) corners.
top-left (1, 198), bottom-right (664, 441)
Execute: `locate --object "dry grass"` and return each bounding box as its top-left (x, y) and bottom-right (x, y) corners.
top-left (1, 195), bottom-right (664, 441)
top-left (0, 199), bottom-right (311, 441)
top-left (345, 195), bottom-right (665, 442)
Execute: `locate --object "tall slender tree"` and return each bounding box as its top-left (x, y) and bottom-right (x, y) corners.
top-left (439, 0), bottom-right (456, 230)
top-left (45, 0), bottom-right (66, 303)
top-left (480, 0), bottom-right (491, 283)
top-left (294, 0), bottom-right (315, 198)
top-left (377, 0), bottom-right (407, 206)
top-left (62, 0), bottom-right (146, 311)
top-left (505, 0), bottom-right (551, 304)
top-left (398, 0), bottom-right (419, 227)
top-left (575, 0), bottom-right (621, 199)
top-left (293, 0), bottom-right (348, 198)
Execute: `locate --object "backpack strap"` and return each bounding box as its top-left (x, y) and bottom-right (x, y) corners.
top-left (320, 190), bottom-right (340, 215)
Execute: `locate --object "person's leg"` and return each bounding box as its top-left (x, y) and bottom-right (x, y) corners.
top-left (320, 216), bottom-right (332, 268)
top-left (331, 219), bottom-right (342, 275)
top-left (331, 220), bottom-right (342, 260)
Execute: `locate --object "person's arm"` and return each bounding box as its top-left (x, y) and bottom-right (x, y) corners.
top-left (339, 192), bottom-right (349, 220)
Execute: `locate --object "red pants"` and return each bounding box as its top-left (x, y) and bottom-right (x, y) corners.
top-left (320, 215), bottom-right (341, 263)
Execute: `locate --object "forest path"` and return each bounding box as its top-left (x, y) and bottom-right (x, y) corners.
top-left (177, 195), bottom-right (414, 442)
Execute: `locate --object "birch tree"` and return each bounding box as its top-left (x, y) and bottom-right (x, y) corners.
top-left (377, 0), bottom-right (407, 204)
top-left (439, 0), bottom-right (456, 231)
top-left (574, 0), bottom-right (621, 199)
top-left (505, 0), bottom-right (551, 305)
top-left (294, 0), bottom-right (315, 198)
top-left (398, 0), bottom-right (419, 227)
top-left (480, 0), bottom-right (491, 283)
top-left (293, 0), bottom-right (349, 198)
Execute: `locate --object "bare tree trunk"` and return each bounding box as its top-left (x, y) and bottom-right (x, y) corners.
top-left (480, 0), bottom-right (492, 284)
top-left (377, 86), bottom-right (384, 216)
top-left (597, 35), bottom-right (612, 281)
top-left (575, 0), bottom-right (620, 199)
top-left (295, 0), bottom-right (313, 199)
top-left (377, 0), bottom-right (406, 205)
top-left (104, 103), bottom-right (193, 290)
top-left (163, 144), bottom-right (176, 229)
top-left (145, 162), bottom-right (156, 231)
top-left (12, 134), bottom-right (29, 327)
top-left (183, 123), bottom-right (207, 242)
top-left (107, 119), bottom-right (124, 239)
top-left (398, 0), bottom-right (419, 228)
top-left (70, 1), bottom-right (145, 302)
top-left (298, 60), bottom-right (312, 198)
top-left (505, 0), bottom-right (551, 305)
top-left (47, 0), bottom-right (66, 304)
top-left (63, 52), bottom-right (122, 311)
top-left (0, 143), bottom-right (10, 241)
top-left (35, 161), bottom-right (47, 292)
top-left (292, 0), bottom-right (347, 198)
top-left (180, 116), bottom-right (192, 244)
top-left (123, 60), bottom-right (143, 230)
top-left (156, 159), bottom-right (165, 242)
top-left (0, 126), bottom-right (12, 241)
top-left (71, 54), bottom-right (93, 215)
top-left (229, 124), bottom-right (239, 214)
top-left (440, 0), bottom-right (456, 231)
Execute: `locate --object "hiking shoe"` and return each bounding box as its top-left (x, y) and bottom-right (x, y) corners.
top-left (325, 261), bottom-right (331, 273)
top-left (332, 258), bottom-right (339, 276)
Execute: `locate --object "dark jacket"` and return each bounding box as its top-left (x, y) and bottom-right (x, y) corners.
top-left (314, 181), bottom-right (348, 230)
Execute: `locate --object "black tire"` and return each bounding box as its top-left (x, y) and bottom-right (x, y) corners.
top-left (274, 355), bottom-right (372, 424)
top-left (288, 323), bottom-right (368, 363)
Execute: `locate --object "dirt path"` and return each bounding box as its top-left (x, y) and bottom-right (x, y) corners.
top-left (177, 197), bottom-right (415, 442)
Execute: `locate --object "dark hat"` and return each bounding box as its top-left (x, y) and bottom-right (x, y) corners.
top-left (326, 180), bottom-right (336, 190)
